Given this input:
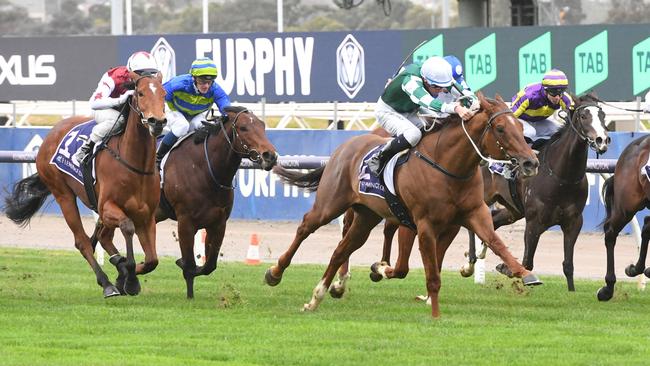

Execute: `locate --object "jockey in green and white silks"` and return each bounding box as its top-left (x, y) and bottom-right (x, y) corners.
top-left (156, 58), bottom-right (231, 166)
top-left (367, 55), bottom-right (477, 177)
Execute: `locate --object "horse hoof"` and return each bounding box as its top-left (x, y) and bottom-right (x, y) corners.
top-left (123, 277), bottom-right (141, 296)
top-left (495, 263), bottom-right (514, 278)
top-left (329, 286), bottom-right (345, 299)
top-left (522, 273), bottom-right (543, 286)
top-left (301, 304), bottom-right (314, 312)
top-left (597, 286), bottom-right (613, 301)
top-left (645, 267), bottom-right (650, 278)
top-left (264, 268), bottom-right (282, 286)
top-left (625, 264), bottom-right (639, 277)
top-left (369, 272), bottom-right (383, 282)
top-left (459, 266), bottom-right (474, 278)
top-left (103, 285), bottom-right (121, 298)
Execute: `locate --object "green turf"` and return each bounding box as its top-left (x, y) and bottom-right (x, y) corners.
top-left (1, 247), bottom-right (648, 366)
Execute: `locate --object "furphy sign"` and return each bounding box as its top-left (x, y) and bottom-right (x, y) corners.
top-left (195, 36), bottom-right (314, 98)
top-left (0, 54), bottom-right (56, 85)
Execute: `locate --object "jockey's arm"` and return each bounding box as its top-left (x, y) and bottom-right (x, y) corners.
top-left (401, 74), bottom-right (457, 114)
top-left (211, 84), bottom-right (231, 115)
top-left (510, 91), bottom-right (530, 118)
top-left (88, 73), bottom-right (130, 110)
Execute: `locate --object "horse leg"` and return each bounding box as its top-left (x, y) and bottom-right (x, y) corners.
top-left (101, 201), bottom-right (140, 296)
top-left (371, 226), bottom-right (415, 281)
top-left (626, 216), bottom-right (650, 278)
top-left (560, 215), bottom-right (583, 292)
top-left (414, 222), bottom-right (443, 317)
top-left (134, 218), bottom-right (159, 275)
top-left (95, 225), bottom-right (130, 295)
top-left (417, 225), bottom-right (461, 306)
top-left (465, 206), bottom-right (541, 285)
top-left (175, 218), bottom-right (199, 298)
top-left (265, 197), bottom-right (350, 286)
top-left (381, 221), bottom-right (399, 264)
top-left (598, 212), bottom-right (630, 301)
top-left (331, 210), bottom-right (354, 296)
top-left (200, 219), bottom-right (228, 276)
top-left (304, 206), bottom-right (382, 310)
top-left (460, 230), bottom-right (477, 277)
top-left (53, 191), bottom-right (119, 297)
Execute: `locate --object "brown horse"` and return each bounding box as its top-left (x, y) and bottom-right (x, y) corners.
top-left (4, 72), bottom-right (166, 298)
top-left (598, 135), bottom-right (650, 301)
top-left (155, 106), bottom-right (278, 298)
top-left (469, 95), bottom-right (610, 291)
top-left (264, 92), bottom-right (541, 317)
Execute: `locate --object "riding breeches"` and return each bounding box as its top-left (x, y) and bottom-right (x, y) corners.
top-left (375, 98), bottom-right (423, 146)
top-left (165, 109), bottom-right (209, 138)
top-left (519, 118), bottom-right (563, 142)
top-left (89, 108), bottom-right (122, 144)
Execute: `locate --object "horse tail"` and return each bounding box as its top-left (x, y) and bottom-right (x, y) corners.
top-left (273, 165), bottom-right (326, 192)
top-left (599, 176), bottom-right (615, 229)
top-left (4, 173), bottom-right (51, 227)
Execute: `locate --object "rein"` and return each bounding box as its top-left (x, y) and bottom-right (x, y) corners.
top-left (590, 95), bottom-right (645, 113)
top-left (415, 108), bottom-right (516, 180)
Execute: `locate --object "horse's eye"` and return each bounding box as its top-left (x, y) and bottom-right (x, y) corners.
top-left (496, 125), bottom-right (505, 133)
top-left (138, 91), bottom-right (144, 97)
top-left (239, 126), bottom-right (249, 132)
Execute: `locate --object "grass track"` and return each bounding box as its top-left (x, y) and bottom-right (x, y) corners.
top-left (1, 247), bottom-right (649, 365)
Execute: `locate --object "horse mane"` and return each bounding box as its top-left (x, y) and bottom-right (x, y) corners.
top-left (224, 105), bottom-right (248, 113)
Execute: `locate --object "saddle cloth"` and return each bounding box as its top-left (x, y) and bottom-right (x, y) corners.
top-left (359, 145), bottom-right (415, 230)
top-left (49, 120), bottom-right (98, 185)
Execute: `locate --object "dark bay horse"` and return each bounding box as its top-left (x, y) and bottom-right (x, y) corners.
top-left (155, 106), bottom-right (278, 298)
top-left (598, 135), bottom-right (650, 301)
top-left (264, 92), bottom-right (541, 317)
top-left (469, 94), bottom-right (609, 291)
top-left (368, 95), bottom-right (610, 294)
top-left (4, 72), bottom-right (166, 298)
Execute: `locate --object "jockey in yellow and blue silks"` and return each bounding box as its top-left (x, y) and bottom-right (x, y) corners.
top-left (156, 58), bottom-right (231, 166)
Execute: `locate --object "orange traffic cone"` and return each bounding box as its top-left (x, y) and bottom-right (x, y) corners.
top-left (245, 233), bottom-right (261, 265)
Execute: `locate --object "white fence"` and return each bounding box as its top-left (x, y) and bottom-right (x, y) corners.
top-left (1, 98), bottom-right (647, 131)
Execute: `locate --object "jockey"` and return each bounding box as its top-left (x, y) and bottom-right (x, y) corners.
top-left (444, 55), bottom-right (471, 92)
top-left (156, 57), bottom-right (231, 167)
top-left (74, 51), bottom-right (160, 164)
top-left (511, 68), bottom-right (574, 146)
top-left (367, 55), bottom-right (477, 177)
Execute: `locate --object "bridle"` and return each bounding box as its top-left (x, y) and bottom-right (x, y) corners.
top-left (128, 75), bottom-right (166, 136)
top-left (565, 103), bottom-right (605, 152)
top-left (202, 108), bottom-right (264, 190)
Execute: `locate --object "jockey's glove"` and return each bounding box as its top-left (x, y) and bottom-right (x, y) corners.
top-left (115, 90), bottom-right (135, 106)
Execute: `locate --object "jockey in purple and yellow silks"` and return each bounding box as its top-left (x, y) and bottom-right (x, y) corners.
top-left (510, 69), bottom-right (574, 145)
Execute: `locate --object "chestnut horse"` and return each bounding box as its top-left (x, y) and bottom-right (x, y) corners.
top-left (4, 72), bottom-right (166, 298)
top-left (155, 106), bottom-right (278, 298)
top-left (264, 92), bottom-right (541, 317)
top-left (366, 95), bottom-right (610, 293)
top-left (598, 135), bottom-right (650, 301)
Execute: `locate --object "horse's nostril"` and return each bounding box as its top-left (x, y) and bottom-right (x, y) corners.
top-left (606, 137), bottom-right (611, 145)
top-left (596, 137), bottom-right (603, 145)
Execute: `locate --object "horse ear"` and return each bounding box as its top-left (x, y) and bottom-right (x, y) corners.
top-left (156, 72), bottom-right (163, 83)
top-left (495, 93), bottom-right (504, 103)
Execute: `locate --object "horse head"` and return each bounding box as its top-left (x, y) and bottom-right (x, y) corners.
top-left (474, 92), bottom-right (539, 177)
top-left (222, 106), bottom-right (278, 171)
top-left (568, 93), bottom-right (610, 154)
top-left (128, 71), bottom-right (167, 137)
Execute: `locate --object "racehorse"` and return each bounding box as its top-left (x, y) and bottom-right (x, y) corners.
top-left (4, 72), bottom-right (166, 298)
top-left (598, 135), bottom-right (650, 301)
top-left (367, 95), bottom-right (610, 294)
top-left (264, 92), bottom-right (541, 317)
top-left (466, 94), bottom-right (609, 291)
top-left (155, 106), bottom-right (278, 298)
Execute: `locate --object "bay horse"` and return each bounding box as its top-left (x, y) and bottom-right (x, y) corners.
top-left (467, 94), bottom-right (609, 291)
top-left (155, 106), bottom-right (278, 298)
top-left (598, 135), bottom-right (650, 301)
top-left (367, 95), bottom-right (610, 294)
top-left (4, 72), bottom-right (166, 298)
top-left (264, 92), bottom-right (541, 317)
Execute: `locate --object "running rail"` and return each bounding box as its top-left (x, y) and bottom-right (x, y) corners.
top-left (0, 150), bottom-right (619, 172)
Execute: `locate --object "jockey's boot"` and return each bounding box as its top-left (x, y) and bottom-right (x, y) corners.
top-left (74, 140), bottom-right (95, 165)
top-left (367, 134), bottom-right (411, 177)
top-left (155, 133), bottom-right (178, 170)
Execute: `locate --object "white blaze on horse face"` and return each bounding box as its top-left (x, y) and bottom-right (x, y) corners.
top-left (148, 81), bottom-right (157, 96)
top-left (586, 106), bottom-right (608, 140)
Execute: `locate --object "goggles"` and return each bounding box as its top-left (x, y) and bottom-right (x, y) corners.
top-left (545, 88), bottom-right (566, 97)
